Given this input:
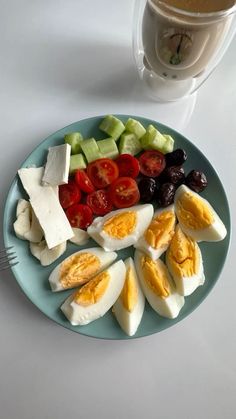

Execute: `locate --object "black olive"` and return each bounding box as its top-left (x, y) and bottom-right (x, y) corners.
top-left (138, 177), bottom-right (157, 202)
top-left (156, 182), bottom-right (176, 207)
top-left (185, 170), bottom-right (208, 193)
top-left (165, 149), bottom-right (187, 167)
top-left (159, 166), bottom-right (185, 185)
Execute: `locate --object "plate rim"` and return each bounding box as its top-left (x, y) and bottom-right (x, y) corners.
top-left (3, 114), bottom-right (232, 340)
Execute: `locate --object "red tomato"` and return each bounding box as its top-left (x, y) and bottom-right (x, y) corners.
top-left (109, 177), bottom-right (140, 208)
top-left (74, 169), bottom-right (95, 194)
top-left (59, 181), bottom-right (81, 209)
top-left (139, 150), bottom-right (166, 177)
top-left (66, 204), bottom-right (93, 229)
top-left (87, 158), bottom-right (119, 189)
top-left (86, 189), bottom-right (113, 215)
top-left (115, 154), bottom-right (140, 178)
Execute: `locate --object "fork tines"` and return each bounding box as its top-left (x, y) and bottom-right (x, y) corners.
top-left (0, 247), bottom-right (18, 271)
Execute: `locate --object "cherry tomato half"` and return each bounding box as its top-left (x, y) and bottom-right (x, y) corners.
top-left (86, 189), bottom-right (113, 215)
top-left (87, 158), bottom-right (119, 189)
top-left (74, 169), bottom-right (95, 194)
top-left (139, 150), bottom-right (166, 178)
top-left (59, 181), bottom-right (81, 209)
top-left (66, 204), bottom-right (93, 229)
top-left (109, 177), bottom-right (140, 208)
top-left (115, 154), bottom-right (140, 178)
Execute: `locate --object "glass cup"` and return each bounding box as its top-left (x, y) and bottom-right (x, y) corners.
top-left (133, 0), bottom-right (236, 101)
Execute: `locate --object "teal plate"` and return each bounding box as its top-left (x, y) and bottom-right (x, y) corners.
top-left (3, 115), bottom-right (231, 339)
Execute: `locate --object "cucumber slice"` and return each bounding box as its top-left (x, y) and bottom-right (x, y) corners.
top-left (125, 118), bottom-right (146, 140)
top-left (140, 125), bottom-right (166, 152)
top-left (119, 132), bottom-right (142, 156)
top-left (99, 115), bottom-right (125, 141)
top-left (80, 138), bottom-right (102, 163)
top-left (97, 138), bottom-right (119, 159)
top-left (162, 135), bottom-right (174, 153)
top-left (69, 154), bottom-right (86, 174)
top-left (64, 132), bottom-right (83, 155)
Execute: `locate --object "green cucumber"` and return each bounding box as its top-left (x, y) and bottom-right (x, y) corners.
top-left (69, 154), bottom-right (86, 173)
top-left (140, 125), bottom-right (166, 151)
top-left (125, 118), bottom-right (146, 140)
top-left (64, 132), bottom-right (83, 154)
top-left (80, 138), bottom-right (102, 163)
top-left (97, 138), bottom-right (119, 159)
top-left (99, 115), bottom-right (125, 141)
top-left (119, 132), bottom-right (142, 156)
top-left (162, 135), bottom-right (174, 153)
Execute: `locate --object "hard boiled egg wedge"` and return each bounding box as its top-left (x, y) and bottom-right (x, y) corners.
top-left (134, 250), bottom-right (184, 319)
top-left (174, 185), bottom-right (227, 242)
top-left (166, 224), bottom-right (205, 296)
top-left (87, 204), bottom-right (154, 251)
top-left (113, 257), bottom-right (145, 336)
top-left (134, 205), bottom-right (176, 260)
top-left (48, 247), bottom-right (117, 292)
top-left (61, 260), bottom-right (126, 326)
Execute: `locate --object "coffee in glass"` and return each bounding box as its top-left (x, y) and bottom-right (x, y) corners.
top-left (133, 0), bottom-right (236, 100)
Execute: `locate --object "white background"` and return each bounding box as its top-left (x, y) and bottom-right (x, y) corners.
top-left (0, 1), bottom-right (236, 418)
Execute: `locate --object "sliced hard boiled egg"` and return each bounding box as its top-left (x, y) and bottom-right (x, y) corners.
top-left (166, 224), bottom-right (205, 296)
top-left (134, 250), bottom-right (184, 319)
top-left (69, 228), bottom-right (90, 246)
top-left (87, 204), bottom-right (154, 251)
top-left (174, 185), bottom-right (227, 242)
top-left (113, 257), bottom-right (145, 336)
top-left (61, 260), bottom-right (126, 326)
top-left (48, 247), bottom-right (117, 292)
top-left (134, 205), bottom-right (176, 260)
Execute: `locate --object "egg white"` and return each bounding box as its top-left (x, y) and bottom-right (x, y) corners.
top-left (61, 260), bottom-right (126, 326)
top-left (134, 205), bottom-right (176, 260)
top-left (113, 257), bottom-right (145, 336)
top-left (166, 237), bottom-right (205, 297)
top-left (49, 247), bottom-right (117, 292)
top-left (87, 204), bottom-right (154, 251)
top-left (134, 250), bottom-right (184, 319)
top-left (174, 185), bottom-right (227, 242)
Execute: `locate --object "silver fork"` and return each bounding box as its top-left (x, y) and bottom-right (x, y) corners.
top-left (0, 247), bottom-right (18, 271)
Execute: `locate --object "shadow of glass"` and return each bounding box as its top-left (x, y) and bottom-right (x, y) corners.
top-left (11, 36), bottom-right (138, 97)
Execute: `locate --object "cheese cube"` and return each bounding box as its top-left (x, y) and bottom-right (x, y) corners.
top-left (42, 144), bottom-right (71, 186)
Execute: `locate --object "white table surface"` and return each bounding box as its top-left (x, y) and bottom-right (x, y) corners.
top-left (0, 1), bottom-right (236, 418)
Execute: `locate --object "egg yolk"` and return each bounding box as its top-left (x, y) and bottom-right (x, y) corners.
top-left (144, 210), bottom-right (176, 249)
top-left (103, 211), bottom-right (137, 239)
top-left (141, 256), bottom-right (170, 298)
top-left (167, 225), bottom-right (200, 278)
top-left (176, 191), bottom-right (214, 230)
top-left (73, 271), bottom-right (110, 307)
top-left (60, 253), bottom-right (101, 289)
top-left (120, 267), bottom-right (138, 312)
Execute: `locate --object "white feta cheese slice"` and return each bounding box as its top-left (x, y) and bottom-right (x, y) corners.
top-left (42, 144), bottom-right (71, 186)
top-left (18, 167), bottom-right (74, 249)
top-left (16, 198), bottom-right (30, 217)
top-left (69, 227), bottom-right (90, 246)
top-left (14, 206), bottom-right (31, 240)
top-left (30, 240), bottom-right (67, 266)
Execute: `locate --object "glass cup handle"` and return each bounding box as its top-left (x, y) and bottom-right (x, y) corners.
top-left (132, 0), bottom-right (146, 72)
